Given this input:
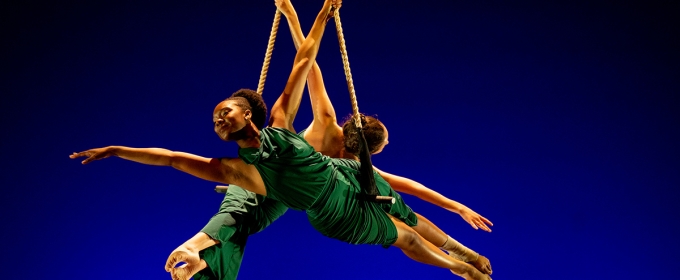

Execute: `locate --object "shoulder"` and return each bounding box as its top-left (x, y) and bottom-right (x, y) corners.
top-left (261, 127), bottom-right (307, 145)
top-left (331, 157), bottom-right (360, 169)
top-left (254, 127), bottom-right (318, 158)
top-left (262, 126), bottom-right (297, 137)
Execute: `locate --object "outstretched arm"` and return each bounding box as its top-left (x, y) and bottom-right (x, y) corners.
top-left (69, 146), bottom-right (261, 193)
top-left (277, 0), bottom-right (338, 131)
top-left (375, 167), bottom-right (494, 232)
top-left (268, 0), bottom-right (337, 131)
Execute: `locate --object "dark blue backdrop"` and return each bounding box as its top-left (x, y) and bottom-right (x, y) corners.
top-left (2, 0), bottom-right (678, 279)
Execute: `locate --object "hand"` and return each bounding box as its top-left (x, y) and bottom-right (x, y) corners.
top-left (331, 0), bottom-right (342, 9)
top-left (326, 0), bottom-right (341, 21)
top-left (69, 147), bottom-right (116, 164)
top-left (459, 207), bottom-right (493, 232)
top-left (275, 0), bottom-right (294, 16)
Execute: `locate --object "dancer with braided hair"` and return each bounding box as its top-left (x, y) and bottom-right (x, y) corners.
top-left (182, 2), bottom-right (493, 275)
top-left (276, 0), bottom-right (492, 274)
top-left (71, 1), bottom-right (491, 279)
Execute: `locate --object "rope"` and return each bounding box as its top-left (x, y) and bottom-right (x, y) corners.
top-left (257, 9), bottom-right (282, 95)
top-left (333, 8), bottom-right (361, 129)
top-left (332, 8), bottom-right (394, 204)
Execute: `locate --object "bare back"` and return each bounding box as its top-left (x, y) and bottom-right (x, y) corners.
top-left (303, 123), bottom-right (354, 159)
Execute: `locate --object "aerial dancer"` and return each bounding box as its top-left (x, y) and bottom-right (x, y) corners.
top-left (277, 0), bottom-right (492, 273)
top-left (188, 1), bottom-right (492, 278)
top-left (157, 2), bottom-right (490, 278)
top-left (70, 1), bottom-right (491, 279)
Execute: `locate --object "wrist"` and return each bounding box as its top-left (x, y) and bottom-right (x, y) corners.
top-left (281, 9), bottom-right (293, 18)
top-left (108, 146), bottom-right (121, 156)
top-left (447, 203), bottom-right (463, 214)
top-left (450, 201), bottom-right (468, 214)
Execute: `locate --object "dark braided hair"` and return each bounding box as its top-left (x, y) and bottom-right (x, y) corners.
top-left (224, 88), bottom-right (268, 129)
top-left (341, 114), bottom-right (386, 154)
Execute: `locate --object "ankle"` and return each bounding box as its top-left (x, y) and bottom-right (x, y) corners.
top-left (463, 265), bottom-right (482, 279)
top-left (469, 252), bottom-right (480, 262)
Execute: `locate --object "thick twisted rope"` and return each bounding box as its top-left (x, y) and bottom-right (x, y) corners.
top-left (257, 10), bottom-right (281, 95)
top-left (332, 8), bottom-right (394, 204)
top-left (217, 10), bottom-right (280, 194)
top-left (333, 9), bottom-right (361, 129)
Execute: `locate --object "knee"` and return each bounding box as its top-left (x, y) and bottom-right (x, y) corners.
top-left (222, 212), bottom-right (245, 226)
top-left (399, 228), bottom-right (422, 250)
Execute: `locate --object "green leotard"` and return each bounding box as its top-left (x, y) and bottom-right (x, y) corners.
top-left (194, 185), bottom-right (287, 280)
top-left (239, 127), bottom-right (417, 247)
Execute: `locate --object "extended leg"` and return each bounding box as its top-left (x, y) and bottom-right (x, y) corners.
top-left (441, 235), bottom-right (492, 275)
top-left (410, 213), bottom-right (447, 247)
top-left (412, 213), bottom-right (492, 275)
top-left (389, 216), bottom-right (491, 280)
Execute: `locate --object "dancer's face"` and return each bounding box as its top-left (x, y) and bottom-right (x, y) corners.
top-left (213, 100), bottom-right (251, 141)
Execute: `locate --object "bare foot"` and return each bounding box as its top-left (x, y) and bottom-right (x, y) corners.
top-left (447, 250), bottom-right (492, 276)
top-left (165, 248), bottom-right (204, 280)
top-left (457, 270), bottom-right (492, 280)
top-left (452, 262), bottom-right (492, 280)
top-left (165, 248), bottom-right (199, 271)
top-left (170, 261), bottom-right (207, 280)
top-left (469, 255), bottom-right (492, 275)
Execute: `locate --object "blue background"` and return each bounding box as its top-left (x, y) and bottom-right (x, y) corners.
top-left (2, 0), bottom-right (678, 279)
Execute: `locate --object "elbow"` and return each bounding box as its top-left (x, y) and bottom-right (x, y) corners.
top-left (166, 151), bottom-right (184, 168)
top-left (314, 111), bottom-right (337, 124)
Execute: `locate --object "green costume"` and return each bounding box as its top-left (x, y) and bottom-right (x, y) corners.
top-left (194, 185), bottom-right (288, 280)
top-left (239, 127), bottom-right (417, 247)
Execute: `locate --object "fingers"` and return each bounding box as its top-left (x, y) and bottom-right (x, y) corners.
top-left (467, 216), bottom-right (492, 232)
top-left (472, 215), bottom-right (493, 232)
top-left (476, 219), bottom-right (492, 232)
top-left (69, 152), bottom-right (85, 159)
top-left (481, 216), bottom-right (493, 226)
top-left (70, 151), bottom-right (93, 164)
top-left (478, 220), bottom-right (491, 232)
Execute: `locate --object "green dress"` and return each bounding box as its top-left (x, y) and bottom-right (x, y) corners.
top-left (194, 185), bottom-right (288, 280)
top-left (239, 127), bottom-right (417, 247)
